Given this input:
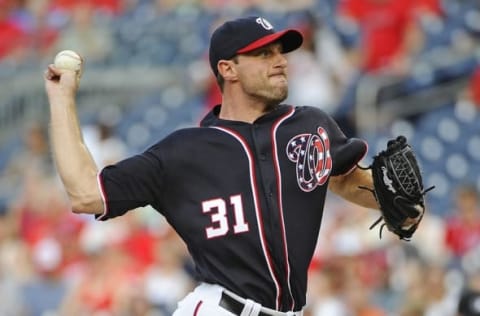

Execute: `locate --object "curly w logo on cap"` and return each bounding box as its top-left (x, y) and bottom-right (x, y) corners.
top-left (256, 17), bottom-right (273, 30)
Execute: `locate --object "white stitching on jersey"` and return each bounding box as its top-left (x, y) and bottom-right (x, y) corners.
top-left (211, 126), bottom-right (282, 309)
top-left (271, 107), bottom-right (296, 310)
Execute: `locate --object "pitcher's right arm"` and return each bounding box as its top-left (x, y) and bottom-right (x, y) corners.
top-left (44, 65), bottom-right (103, 214)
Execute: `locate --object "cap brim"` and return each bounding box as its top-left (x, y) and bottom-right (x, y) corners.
top-left (237, 29), bottom-right (303, 55)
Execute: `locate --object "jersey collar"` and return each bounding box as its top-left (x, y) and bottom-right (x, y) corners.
top-left (200, 104), bottom-right (293, 127)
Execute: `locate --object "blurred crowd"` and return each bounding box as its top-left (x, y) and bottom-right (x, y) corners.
top-left (1, 0), bottom-right (480, 316)
top-left (2, 121), bottom-right (480, 316)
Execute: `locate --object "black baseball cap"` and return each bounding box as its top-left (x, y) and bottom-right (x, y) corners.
top-left (209, 16), bottom-right (303, 77)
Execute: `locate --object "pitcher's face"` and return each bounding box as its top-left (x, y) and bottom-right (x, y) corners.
top-left (234, 43), bottom-right (289, 106)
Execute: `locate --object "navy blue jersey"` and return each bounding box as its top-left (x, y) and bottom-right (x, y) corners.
top-left (96, 105), bottom-right (367, 311)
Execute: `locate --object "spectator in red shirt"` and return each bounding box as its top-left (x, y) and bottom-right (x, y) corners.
top-left (0, 0), bottom-right (28, 62)
top-left (5, 0), bottom-right (61, 63)
top-left (337, 0), bottom-right (431, 75)
top-left (444, 184), bottom-right (480, 266)
top-left (470, 66), bottom-right (480, 107)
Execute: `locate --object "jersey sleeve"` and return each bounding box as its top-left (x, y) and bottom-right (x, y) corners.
top-left (95, 147), bottom-right (165, 221)
top-left (324, 114), bottom-right (368, 176)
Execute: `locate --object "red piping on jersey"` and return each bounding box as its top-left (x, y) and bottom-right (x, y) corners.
top-left (212, 126), bottom-right (282, 310)
top-left (95, 171), bottom-right (109, 220)
top-left (193, 300), bottom-right (203, 316)
top-left (271, 106), bottom-right (296, 310)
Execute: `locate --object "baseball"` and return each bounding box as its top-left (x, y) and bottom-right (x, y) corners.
top-left (54, 50), bottom-right (83, 78)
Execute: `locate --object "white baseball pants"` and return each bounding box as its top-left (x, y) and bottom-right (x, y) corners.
top-left (172, 283), bottom-right (303, 316)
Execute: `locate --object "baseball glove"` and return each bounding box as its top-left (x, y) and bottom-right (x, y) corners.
top-left (360, 136), bottom-right (434, 240)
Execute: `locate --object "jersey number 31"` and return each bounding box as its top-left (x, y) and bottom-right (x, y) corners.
top-left (202, 194), bottom-right (250, 239)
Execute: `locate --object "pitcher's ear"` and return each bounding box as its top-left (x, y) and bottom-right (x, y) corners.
top-left (218, 59), bottom-right (238, 81)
